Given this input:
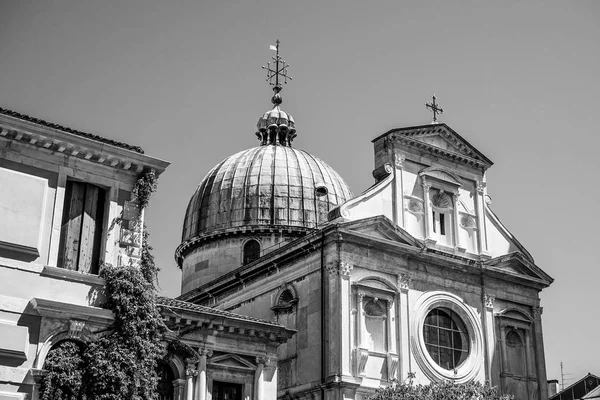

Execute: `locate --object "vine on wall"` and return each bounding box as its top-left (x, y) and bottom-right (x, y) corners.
top-left (41, 171), bottom-right (166, 400)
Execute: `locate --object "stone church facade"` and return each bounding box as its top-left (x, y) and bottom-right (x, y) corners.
top-left (0, 45), bottom-right (552, 400)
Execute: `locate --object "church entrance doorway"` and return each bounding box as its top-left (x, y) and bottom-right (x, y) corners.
top-left (212, 381), bottom-right (243, 400)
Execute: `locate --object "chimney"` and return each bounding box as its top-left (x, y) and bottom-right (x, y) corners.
top-left (548, 379), bottom-right (560, 397)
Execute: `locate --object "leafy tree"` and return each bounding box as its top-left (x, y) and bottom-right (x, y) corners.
top-left (370, 380), bottom-right (512, 400)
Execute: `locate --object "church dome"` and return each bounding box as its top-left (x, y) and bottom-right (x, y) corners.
top-left (181, 145), bottom-right (352, 242)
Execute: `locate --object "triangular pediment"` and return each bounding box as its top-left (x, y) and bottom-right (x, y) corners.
top-left (484, 252), bottom-right (553, 286)
top-left (377, 124), bottom-right (493, 169)
top-left (340, 215), bottom-right (423, 248)
top-left (209, 354), bottom-right (255, 370)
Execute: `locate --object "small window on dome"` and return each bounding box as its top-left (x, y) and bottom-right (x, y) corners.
top-left (242, 240), bottom-right (260, 265)
top-left (315, 186), bottom-right (328, 197)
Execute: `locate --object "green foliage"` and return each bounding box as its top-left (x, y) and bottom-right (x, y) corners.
top-left (83, 261), bottom-right (166, 400)
top-left (370, 380), bottom-right (513, 400)
top-left (42, 233), bottom-right (166, 399)
top-left (132, 168), bottom-right (158, 210)
top-left (40, 341), bottom-right (86, 400)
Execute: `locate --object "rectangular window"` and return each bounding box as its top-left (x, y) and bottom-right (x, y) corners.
top-left (440, 213), bottom-right (446, 235)
top-left (212, 381), bottom-right (243, 400)
top-left (57, 180), bottom-right (105, 274)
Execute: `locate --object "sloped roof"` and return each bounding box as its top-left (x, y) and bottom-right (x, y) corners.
top-left (0, 107), bottom-right (144, 154)
top-left (158, 297), bottom-right (285, 328)
top-left (550, 373), bottom-right (600, 400)
top-left (583, 385), bottom-right (600, 399)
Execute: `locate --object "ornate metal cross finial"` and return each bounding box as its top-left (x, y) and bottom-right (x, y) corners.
top-left (262, 39), bottom-right (292, 105)
top-left (425, 94), bottom-right (444, 123)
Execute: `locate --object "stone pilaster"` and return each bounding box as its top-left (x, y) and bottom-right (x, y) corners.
top-left (482, 293), bottom-right (495, 383)
top-left (398, 273), bottom-right (412, 381)
top-left (185, 360), bottom-right (197, 400)
top-left (532, 307), bottom-right (549, 400)
top-left (255, 356), bottom-right (269, 400)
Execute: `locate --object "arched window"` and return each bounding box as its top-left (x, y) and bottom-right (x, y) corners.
top-left (156, 361), bottom-right (175, 400)
top-left (242, 240), bottom-right (260, 264)
top-left (364, 297), bottom-right (387, 352)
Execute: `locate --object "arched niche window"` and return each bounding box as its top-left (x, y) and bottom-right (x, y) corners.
top-left (242, 239), bottom-right (260, 265)
top-left (363, 297), bottom-right (388, 353)
top-left (430, 189), bottom-right (454, 246)
top-left (272, 286), bottom-right (298, 315)
top-left (506, 329), bottom-right (526, 376)
top-left (157, 361), bottom-right (175, 400)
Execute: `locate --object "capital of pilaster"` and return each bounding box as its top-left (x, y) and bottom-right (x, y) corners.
top-left (483, 293), bottom-right (495, 309)
top-left (199, 349), bottom-right (213, 358)
top-left (532, 306), bottom-right (543, 320)
top-left (256, 356), bottom-right (270, 365)
top-left (185, 368), bottom-right (198, 378)
top-left (395, 153), bottom-right (406, 168)
top-left (398, 273), bottom-right (412, 291)
top-left (476, 181), bottom-right (486, 195)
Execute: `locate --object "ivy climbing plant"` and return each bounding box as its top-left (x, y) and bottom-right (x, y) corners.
top-left (369, 379), bottom-right (513, 400)
top-left (41, 170), bottom-right (166, 400)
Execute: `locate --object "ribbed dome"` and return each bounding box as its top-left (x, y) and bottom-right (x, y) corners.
top-left (181, 145), bottom-right (352, 242)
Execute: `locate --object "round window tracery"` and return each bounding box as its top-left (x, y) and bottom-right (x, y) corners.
top-left (411, 291), bottom-right (484, 383)
top-left (423, 308), bottom-right (470, 370)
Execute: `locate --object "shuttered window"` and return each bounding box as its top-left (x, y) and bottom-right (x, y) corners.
top-left (57, 181), bottom-right (105, 274)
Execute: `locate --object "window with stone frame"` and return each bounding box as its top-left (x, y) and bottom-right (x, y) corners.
top-left (363, 297), bottom-right (388, 352)
top-left (242, 239), bottom-right (260, 265)
top-left (57, 180), bottom-right (106, 274)
top-left (430, 189), bottom-right (453, 246)
top-left (506, 329), bottom-right (526, 376)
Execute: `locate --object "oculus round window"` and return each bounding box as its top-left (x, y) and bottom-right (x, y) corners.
top-left (423, 308), bottom-right (469, 370)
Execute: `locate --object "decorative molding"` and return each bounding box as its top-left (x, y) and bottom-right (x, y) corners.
top-left (476, 181), bottom-right (486, 194)
top-left (354, 347), bottom-right (369, 377)
top-left (405, 197), bottom-right (424, 215)
top-left (256, 356), bottom-right (270, 365)
top-left (41, 266), bottom-right (104, 286)
top-left (395, 153), bottom-right (406, 168)
top-left (398, 274), bottom-right (412, 291)
top-left (199, 349), bottom-right (213, 358)
top-left (68, 320), bottom-right (85, 338)
top-left (532, 306), bottom-right (543, 320)
top-left (483, 294), bottom-right (495, 309)
top-left (387, 353), bottom-right (399, 380)
top-left (459, 213), bottom-right (477, 231)
top-left (325, 260), bottom-right (353, 277)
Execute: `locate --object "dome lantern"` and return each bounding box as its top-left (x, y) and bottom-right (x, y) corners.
top-left (256, 40), bottom-right (297, 147)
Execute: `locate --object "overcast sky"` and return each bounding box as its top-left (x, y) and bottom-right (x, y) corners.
top-left (1, 0), bottom-right (598, 384)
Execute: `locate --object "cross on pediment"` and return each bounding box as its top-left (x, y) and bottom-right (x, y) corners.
top-left (425, 94), bottom-right (444, 123)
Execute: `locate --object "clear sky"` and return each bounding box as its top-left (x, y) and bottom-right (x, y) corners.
top-left (1, 0), bottom-right (598, 385)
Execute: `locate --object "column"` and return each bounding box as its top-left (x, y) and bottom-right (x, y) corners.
top-left (185, 360), bottom-right (197, 400)
top-left (340, 262), bottom-right (353, 377)
top-left (422, 181), bottom-right (434, 243)
top-left (255, 356), bottom-right (269, 400)
top-left (196, 350), bottom-right (212, 400)
top-left (532, 307), bottom-right (549, 400)
top-left (104, 182), bottom-right (121, 267)
top-left (398, 274), bottom-right (412, 381)
top-left (173, 379), bottom-right (187, 400)
top-left (393, 153), bottom-right (406, 228)
top-left (482, 293), bottom-right (495, 383)
top-left (474, 180), bottom-right (489, 256)
top-left (30, 368), bottom-right (48, 400)
top-left (452, 192), bottom-right (464, 251)
top-left (525, 329), bottom-right (534, 399)
top-left (48, 167), bottom-right (67, 266)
